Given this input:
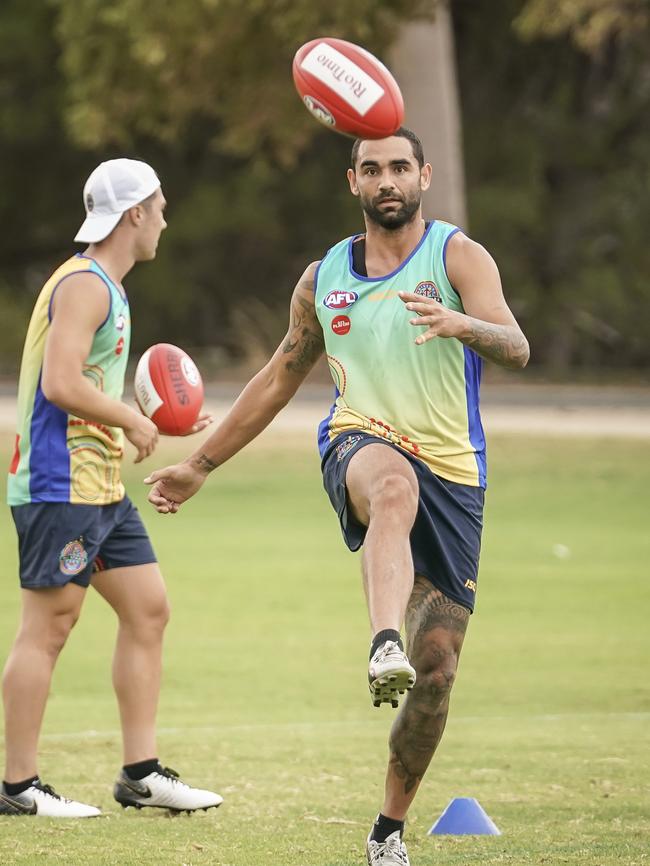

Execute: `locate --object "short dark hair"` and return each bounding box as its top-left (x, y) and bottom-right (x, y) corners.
top-left (350, 127), bottom-right (425, 170)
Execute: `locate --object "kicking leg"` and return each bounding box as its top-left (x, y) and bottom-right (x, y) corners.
top-left (346, 444), bottom-right (419, 708)
top-left (346, 444), bottom-right (419, 634)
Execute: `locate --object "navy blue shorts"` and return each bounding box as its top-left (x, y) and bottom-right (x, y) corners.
top-left (10, 496), bottom-right (157, 589)
top-left (321, 432), bottom-right (484, 612)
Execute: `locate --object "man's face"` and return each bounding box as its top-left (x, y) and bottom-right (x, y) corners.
top-left (134, 188), bottom-right (167, 261)
top-left (348, 137), bottom-right (429, 230)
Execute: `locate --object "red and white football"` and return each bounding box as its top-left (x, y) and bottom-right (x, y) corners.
top-left (134, 343), bottom-right (204, 436)
top-left (292, 37), bottom-right (404, 139)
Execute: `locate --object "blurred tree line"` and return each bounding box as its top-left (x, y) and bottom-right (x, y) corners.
top-left (1, 0), bottom-right (648, 377)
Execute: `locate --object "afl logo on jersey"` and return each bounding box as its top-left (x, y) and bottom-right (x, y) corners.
top-left (324, 290), bottom-right (358, 310)
top-left (414, 280), bottom-right (442, 303)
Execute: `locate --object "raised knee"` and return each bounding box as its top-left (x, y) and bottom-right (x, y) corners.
top-left (370, 473), bottom-right (418, 520)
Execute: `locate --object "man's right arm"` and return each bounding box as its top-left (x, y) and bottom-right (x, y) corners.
top-left (146, 261), bottom-right (324, 511)
top-left (42, 272), bottom-right (158, 462)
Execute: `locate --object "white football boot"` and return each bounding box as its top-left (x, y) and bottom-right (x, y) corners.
top-left (0, 779), bottom-right (101, 817)
top-left (368, 641), bottom-right (416, 708)
top-left (113, 764), bottom-right (223, 813)
top-left (366, 830), bottom-right (410, 866)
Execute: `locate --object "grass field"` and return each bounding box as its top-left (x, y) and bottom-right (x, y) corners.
top-left (0, 431), bottom-right (648, 865)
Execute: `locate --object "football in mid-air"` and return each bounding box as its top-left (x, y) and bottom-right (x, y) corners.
top-left (134, 343), bottom-right (204, 436)
top-left (292, 37), bottom-right (404, 139)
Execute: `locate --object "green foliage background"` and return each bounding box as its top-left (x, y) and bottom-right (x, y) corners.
top-left (1, 0), bottom-right (648, 374)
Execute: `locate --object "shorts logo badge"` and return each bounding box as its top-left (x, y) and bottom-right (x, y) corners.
top-left (59, 540), bottom-right (88, 576)
top-left (414, 280), bottom-right (442, 303)
top-left (331, 315), bottom-right (351, 335)
top-left (335, 434), bottom-right (362, 462)
top-left (324, 290), bottom-right (358, 309)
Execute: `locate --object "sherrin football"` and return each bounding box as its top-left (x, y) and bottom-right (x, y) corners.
top-left (134, 343), bottom-right (204, 436)
top-left (292, 37), bottom-right (404, 139)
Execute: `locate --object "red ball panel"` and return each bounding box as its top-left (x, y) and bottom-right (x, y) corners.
top-left (134, 343), bottom-right (203, 436)
top-left (292, 37), bottom-right (404, 139)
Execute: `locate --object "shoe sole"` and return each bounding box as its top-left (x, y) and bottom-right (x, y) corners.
top-left (115, 797), bottom-right (222, 814)
top-left (369, 668), bottom-right (416, 708)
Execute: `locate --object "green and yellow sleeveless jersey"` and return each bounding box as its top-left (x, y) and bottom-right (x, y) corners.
top-left (315, 221), bottom-right (486, 487)
top-left (7, 254), bottom-right (131, 505)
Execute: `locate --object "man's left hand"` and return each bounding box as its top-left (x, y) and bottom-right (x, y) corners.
top-left (398, 291), bottom-right (465, 345)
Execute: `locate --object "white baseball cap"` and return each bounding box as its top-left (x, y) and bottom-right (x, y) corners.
top-left (74, 158), bottom-right (161, 243)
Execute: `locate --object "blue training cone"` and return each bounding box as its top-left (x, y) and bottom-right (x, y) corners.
top-left (428, 797), bottom-right (501, 835)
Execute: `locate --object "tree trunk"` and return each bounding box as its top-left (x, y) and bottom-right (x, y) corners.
top-left (388, 1), bottom-right (468, 228)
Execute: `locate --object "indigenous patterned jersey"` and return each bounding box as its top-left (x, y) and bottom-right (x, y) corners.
top-left (315, 221), bottom-right (486, 488)
top-left (7, 254), bottom-right (130, 505)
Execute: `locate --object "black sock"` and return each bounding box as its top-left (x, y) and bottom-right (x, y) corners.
top-left (371, 812), bottom-right (405, 843)
top-left (370, 629), bottom-right (403, 661)
top-left (123, 758), bottom-right (160, 780)
top-left (3, 776), bottom-right (39, 796)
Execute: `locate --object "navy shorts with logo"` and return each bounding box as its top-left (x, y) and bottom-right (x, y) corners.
top-left (321, 431), bottom-right (485, 612)
top-left (11, 495), bottom-right (157, 589)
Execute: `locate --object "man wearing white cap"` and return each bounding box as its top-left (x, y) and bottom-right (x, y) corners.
top-left (2, 159), bottom-right (221, 817)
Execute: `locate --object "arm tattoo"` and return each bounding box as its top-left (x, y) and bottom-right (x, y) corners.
top-left (388, 579), bottom-right (470, 798)
top-left (463, 319), bottom-right (530, 369)
top-left (195, 453), bottom-right (218, 473)
top-left (282, 275), bottom-right (324, 375)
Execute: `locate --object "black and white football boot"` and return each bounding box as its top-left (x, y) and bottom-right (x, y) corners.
top-left (366, 830), bottom-right (410, 866)
top-left (113, 764), bottom-right (223, 813)
top-left (0, 779), bottom-right (101, 817)
top-left (368, 640), bottom-right (416, 708)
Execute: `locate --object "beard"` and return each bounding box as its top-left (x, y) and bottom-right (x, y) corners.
top-left (360, 188), bottom-right (421, 230)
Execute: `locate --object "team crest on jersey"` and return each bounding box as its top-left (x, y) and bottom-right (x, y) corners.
top-left (324, 290), bottom-right (358, 310)
top-left (414, 281), bottom-right (442, 303)
top-left (115, 337), bottom-right (125, 356)
top-left (59, 540), bottom-right (88, 576)
top-left (115, 314), bottom-right (126, 331)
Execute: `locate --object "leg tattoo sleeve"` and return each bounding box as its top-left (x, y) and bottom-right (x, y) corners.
top-left (388, 578), bottom-right (470, 797)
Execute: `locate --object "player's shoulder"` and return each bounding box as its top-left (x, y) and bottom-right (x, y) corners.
top-left (54, 268), bottom-right (112, 303)
top-left (445, 229), bottom-right (496, 266)
top-left (444, 229), bottom-right (500, 290)
top-left (295, 260), bottom-right (321, 291)
top-left (49, 258), bottom-right (113, 321)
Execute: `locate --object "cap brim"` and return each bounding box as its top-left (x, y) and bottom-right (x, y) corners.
top-left (74, 212), bottom-right (123, 244)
